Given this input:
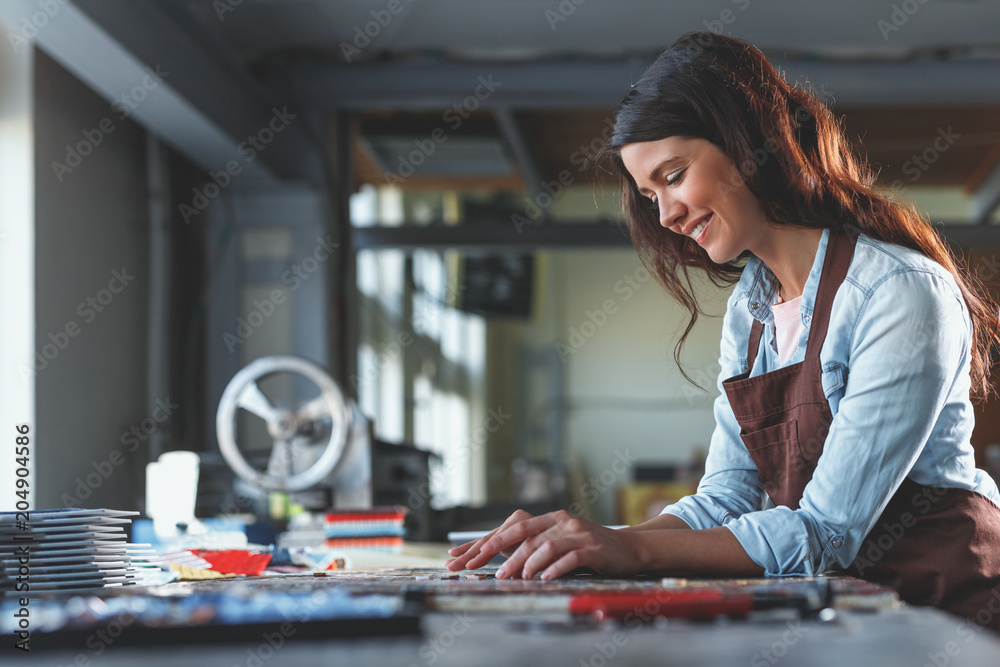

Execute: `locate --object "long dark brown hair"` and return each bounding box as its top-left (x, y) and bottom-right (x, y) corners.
top-left (600, 31), bottom-right (999, 401)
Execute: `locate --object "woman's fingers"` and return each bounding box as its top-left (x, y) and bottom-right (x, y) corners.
top-left (445, 527), bottom-right (501, 571)
top-left (522, 533), bottom-right (588, 580)
top-left (445, 509), bottom-right (624, 579)
top-left (480, 513), bottom-right (560, 560)
top-left (447, 539), bottom-right (475, 557)
top-left (491, 512), bottom-right (586, 578)
top-left (499, 530), bottom-right (568, 579)
top-left (462, 531), bottom-right (528, 569)
top-left (445, 510), bottom-right (535, 571)
top-left (491, 512), bottom-right (623, 580)
top-left (540, 549), bottom-right (585, 581)
top-left (446, 536), bottom-right (495, 570)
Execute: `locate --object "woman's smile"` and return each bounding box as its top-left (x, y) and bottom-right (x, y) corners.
top-left (687, 213), bottom-right (712, 244)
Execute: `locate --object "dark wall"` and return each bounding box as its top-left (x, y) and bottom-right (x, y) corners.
top-left (33, 50), bottom-right (151, 510)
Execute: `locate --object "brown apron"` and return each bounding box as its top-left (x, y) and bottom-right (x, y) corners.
top-left (722, 230), bottom-right (1000, 631)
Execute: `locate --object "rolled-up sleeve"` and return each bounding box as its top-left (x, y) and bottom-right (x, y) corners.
top-left (724, 269), bottom-right (971, 576)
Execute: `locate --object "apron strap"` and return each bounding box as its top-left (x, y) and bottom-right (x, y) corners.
top-left (804, 231), bottom-right (856, 358)
top-left (744, 230), bottom-right (857, 371)
top-left (745, 319), bottom-right (764, 371)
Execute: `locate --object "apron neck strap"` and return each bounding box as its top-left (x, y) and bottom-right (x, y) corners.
top-left (744, 230), bottom-right (857, 366)
top-left (804, 230), bottom-right (856, 358)
top-left (746, 319), bottom-right (764, 369)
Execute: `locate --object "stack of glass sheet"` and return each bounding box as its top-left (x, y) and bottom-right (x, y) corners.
top-left (1, 508), bottom-right (160, 596)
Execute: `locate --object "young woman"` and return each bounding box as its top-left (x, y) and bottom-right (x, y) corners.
top-left (446, 31), bottom-right (1000, 630)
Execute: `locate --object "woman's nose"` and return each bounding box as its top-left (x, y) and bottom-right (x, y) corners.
top-left (659, 197), bottom-right (684, 230)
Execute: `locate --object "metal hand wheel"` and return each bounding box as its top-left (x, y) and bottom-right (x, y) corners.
top-left (215, 356), bottom-right (351, 492)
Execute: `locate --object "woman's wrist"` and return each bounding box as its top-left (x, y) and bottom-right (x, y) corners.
top-left (621, 528), bottom-right (664, 572)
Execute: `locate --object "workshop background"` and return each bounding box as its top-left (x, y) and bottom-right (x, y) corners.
top-left (1, 0), bottom-right (999, 531)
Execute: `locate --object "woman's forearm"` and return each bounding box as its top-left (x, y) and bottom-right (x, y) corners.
top-left (624, 525), bottom-right (765, 576)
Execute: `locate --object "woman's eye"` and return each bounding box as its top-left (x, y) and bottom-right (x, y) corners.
top-left (666, 169), bottom-right (686, 186)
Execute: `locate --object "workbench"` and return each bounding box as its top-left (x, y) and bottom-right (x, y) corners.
top-left (12, 564), bottom-right (1000, 667)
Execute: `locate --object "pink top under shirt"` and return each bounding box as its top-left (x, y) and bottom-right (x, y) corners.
top-left (771, 294), bottom-right (806, 366)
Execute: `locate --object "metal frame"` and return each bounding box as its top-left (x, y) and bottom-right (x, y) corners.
top-left (352, 221), bottom-right (1000, 252)
top-left (0, 0), bottom-right (323, 189)
top-left (284, 59), bottom-right (1000, 111)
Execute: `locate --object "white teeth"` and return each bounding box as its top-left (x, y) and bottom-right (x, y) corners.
top-left (689, 216), bottom-right (710, 239)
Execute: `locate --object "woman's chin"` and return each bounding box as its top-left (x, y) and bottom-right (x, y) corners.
top-left (700, 243), bottom-right (721, 263)
top-left (703, 246), bottom-right (737, 265)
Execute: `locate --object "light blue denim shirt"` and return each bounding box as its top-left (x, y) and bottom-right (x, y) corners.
top-left (662, 228), bottom-right (1000, 576)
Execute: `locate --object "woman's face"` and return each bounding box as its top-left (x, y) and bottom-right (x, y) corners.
top-left (620, 136), bottom-right (770, 264)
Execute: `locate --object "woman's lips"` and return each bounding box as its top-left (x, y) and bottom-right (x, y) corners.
top-left (690, 213), bottom-right (712, 244)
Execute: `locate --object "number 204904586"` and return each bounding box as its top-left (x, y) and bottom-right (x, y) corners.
top-left (14, 424), bottom-right (29, 509)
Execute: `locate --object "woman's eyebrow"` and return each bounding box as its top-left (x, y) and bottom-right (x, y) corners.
top-left (648, 156), bottom-right (684, 182)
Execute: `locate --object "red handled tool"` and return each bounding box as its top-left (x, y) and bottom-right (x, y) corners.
top-left (568, 579), bottom-right (831, 621)
top-left (569, 589), bottom-right (753, 621)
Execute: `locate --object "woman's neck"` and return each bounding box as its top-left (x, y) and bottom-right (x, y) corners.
top-left (753, 227), bottom-right (824, 302)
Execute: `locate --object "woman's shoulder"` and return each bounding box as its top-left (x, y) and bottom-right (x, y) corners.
top-left (837, 233), bottom-right (971, 349)
top-left (847, 233), bottom-right (961, 299)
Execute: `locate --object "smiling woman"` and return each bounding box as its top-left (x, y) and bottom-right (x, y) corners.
top-left (446, 31), bottom-right (1000, 633)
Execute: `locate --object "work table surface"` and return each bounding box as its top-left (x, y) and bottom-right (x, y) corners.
top-left (13, 568), bottom-right (1000, 666)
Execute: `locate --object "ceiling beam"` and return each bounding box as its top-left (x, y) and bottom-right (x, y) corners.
top-left (354, 222), bottom-right (1000, 253)
top-left (287, 60), bottom-right (638, 111)
top-left (353, 222), bottom-right (631, 252)
top-left (0, 0), bottom-right (323, 189)
top-left (287, 58), bottom-right (1000, 111)
top-left (493, 108), bottom-right (550, 222)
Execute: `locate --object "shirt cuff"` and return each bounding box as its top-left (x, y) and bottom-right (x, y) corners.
top-left (723, 507), bottom-right (828, 577)
top-left (660, 495), bottom-right (736, 531)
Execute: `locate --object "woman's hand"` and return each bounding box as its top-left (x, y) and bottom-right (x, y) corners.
top-left (445, 509), bottom-right (537, 572)
top-left (445, 509), bottom-right (646, 580)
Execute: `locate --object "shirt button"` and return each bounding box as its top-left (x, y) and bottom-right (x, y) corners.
top-left (831, 537), bottom-right (844, 549)
top-left (805, 314), bottom-right (812, 323)
top-left (751, 301), bottom-right (761, 310)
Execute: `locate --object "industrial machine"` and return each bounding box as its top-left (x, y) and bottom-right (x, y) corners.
top-left (215, 355), bottom-right (374, 511)
top-left (213, 355), bottom-right (435, 541)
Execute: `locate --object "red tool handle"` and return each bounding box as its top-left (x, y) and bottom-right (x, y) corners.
top-left (568, 590), bottom-right (753, 620)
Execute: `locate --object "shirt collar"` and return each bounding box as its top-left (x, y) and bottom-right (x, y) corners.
top-left (740, 228), bottom-right (830, 326)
